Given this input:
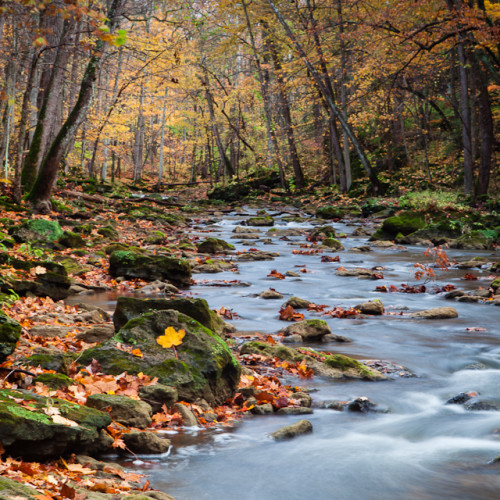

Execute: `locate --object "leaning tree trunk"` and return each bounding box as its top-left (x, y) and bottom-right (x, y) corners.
top-left (26, 0), bottom-right (123, 211)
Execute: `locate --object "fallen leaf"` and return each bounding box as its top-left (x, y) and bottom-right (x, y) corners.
top-left (157, 326), bottom-right (185, 349)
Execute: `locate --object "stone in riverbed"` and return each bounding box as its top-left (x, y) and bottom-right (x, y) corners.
top-left (292, 392), bottom-right (312, 407)
top-left (122, 431), bottom-right (171, 454)
top-left (271, 419), bottom-right (313, 440)
top-left (280, 319), bottom-right (331, 341)
top-left (139, 384), bottom-right (178, 412)
top-left (86, 394), bottom-right (153, 429)
top-left (197, 237), bottom-right (235, 254)
top-left (408, 307), bottom-right (458, 319)
top-left (259, 289), bottom-right (283, 299)
top-left (247, 216), bottom-right (274, 227)
top-left (355, 300), bottom-right (384, 315)
top-left (276, 407), bottom-right (313, 415)
top-left (283, 296), bottom-right (311, 309)
top-left (174, 402), bottom-right (199, 426)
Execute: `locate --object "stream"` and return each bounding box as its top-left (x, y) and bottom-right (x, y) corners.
top-left (83, 207), bottom-right (500, 499)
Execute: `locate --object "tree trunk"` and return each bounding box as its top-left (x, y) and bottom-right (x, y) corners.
top-left (27, 0), bottom-right (124, 210)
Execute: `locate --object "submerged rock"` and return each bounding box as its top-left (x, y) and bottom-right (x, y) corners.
top-left (271, 419), bottom-right (313, 440)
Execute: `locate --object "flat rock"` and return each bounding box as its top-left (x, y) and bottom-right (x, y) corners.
top-left (271, 419), bottom-right (313, 440)
top-left (29, 325), bottom-right (74, 337)
top-left (76, 324), bottom-right (115, 343)
top-left (276, 407), bottom-right (313, 415)
top-left (408, 307), bottom-right (458, 319)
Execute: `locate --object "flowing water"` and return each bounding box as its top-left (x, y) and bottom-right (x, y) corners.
top-left (93, 208), bottom-right (500, 499)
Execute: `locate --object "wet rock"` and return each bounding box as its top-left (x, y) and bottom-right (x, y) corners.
top-left (174, 403), bottom-right (199, 427)
top-left (452, 231), bottom-right (495, 250)
top-left (351, 245), bottom-right (372, 252)
top-left (281, 334), bottom-right (302, 343)
top-left (247, 216), bottom-right (274, 227)
top-left (444, 290), bottom-right (466, 299)
top-left (230, 234), bottom-right (260, 240)
top-left (0, 389), bottom-right (111, 460)
top-left (276, 407), bottom-right (313, 415)
top-left (371, 240), bottom-right (395, 247)
top-left (86, 394), bottom-right (153, 429)
top-left (321, 238), bottom-right (344, 250)
top-left (408, 307), bottom-right (458, 319)
top-left (251, 403), bottom-right (274, 415)
top-left (283, 296), bottom-right (311, 309)
top-left (316, 205), bottom-right (345, 219)
top-left (271, 419), bottom-right (313, 440)
top-left (122, 431), bottom-right (171, 454)
top-left (138, 280), bottom-right (179, 294)
top-left (286, 271), bottom-right (301, 277)
top-left (233, 226), bottom-right (260, 233)
top-left (336, 267), bottom-right (380, 279)
top-left (109, 250), bottom-right (191, 287)
top-left (236, 251), bottom-right (277, 261)
top-left (457, 296), bottom-right (481, 303)
top-left (139, 384), bottom-right (178, 412)
top-left (76, 324), bottom-right (115, 343)
top-left (80, 310), bottom-right (241, 405)
top-left (464, 399), bottom-right (499, 411)
top-left (322, 333), bottom-right (352, 343)
top-left (352, 226), bottom-right (371, 236)
top-left (355, 300), bottom-right (384, 315)
top-left (113, 296), bottom-right (229, 337)
top-left (267, 228), bottom-right (304, 237)
top-left (197, 237), bottom-right (235, 254)
top-left (280, 319), bottom-right (331, 341)
top-left (446, 392), bottom-right (478, 405)
top-left (0, 311), bottom-right (21, 363)
top-left (291, 392), bottom-right (312, 407)
top-left (309, 225), bottom-right (336, 240)
top-left (346, 397), bottom-right (377, 413)
top-left (259, 289), bottom-right (283, 299)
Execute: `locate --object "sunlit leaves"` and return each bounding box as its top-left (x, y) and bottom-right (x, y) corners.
top-left (157, 326), bottom-right (185, 349)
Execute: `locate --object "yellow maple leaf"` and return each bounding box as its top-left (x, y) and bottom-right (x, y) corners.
top-left (156, 326), bottom-right (185, 349)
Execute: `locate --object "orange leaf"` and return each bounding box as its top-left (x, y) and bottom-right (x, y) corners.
top-left (131, 348), bottom-right (143, 358)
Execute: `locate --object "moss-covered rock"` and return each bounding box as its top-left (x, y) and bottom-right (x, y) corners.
top-left (73, 223), bottom-right (94, 235)
top-left (24, 351), bottom-right (76, 373)
top-left (59, 230), bottom-right (86, 248)
top-left (9, 219), bottom-right (63, 243)
top-left (401, 220), bottom-right (463, 245)
top-left (240, 341), bottom-right (385, 380)
top-left (97, 225), bottom-right (118, 238)
top-left (144, 230), bottom-right (166, 245)
top-left (0, 476), bottom-right (42, 499)
top-left (113, 296), bottom-right (229, 337)
top-left (370, 211), bottom-right (426, 241)
top-left (197, 237), bottom-right (235, 254)
top-left (316, 206), bottom-right (345, 219)
top-left (104, 242), bottom-right (144, 255)
top-left (321, 237), bottom-right (344, 250)
top-left (79, 310), bottom-right (241, 404)
top-left (0, 388), bottom-right (111, 460)
top-left (86, 394), bottom-right (152, 429)
top-left (33, 373), bottom-right (73, 389)
top-left (452, 230), bottom-right (495, 250)
top-left (0, 311), bottom-right (21, 363)
top-left (109, 250), bottom-right (191, 287)
top-left (53, 256), bottom-right (89, 276)
top-left (280, 319), bottom-right (331, 341)
top-left (309, 225), bottom-right (337, 240)
top-left (247, 216), bottom-right (274, 227)
top-left (0, 231), bottom-right (15, 248)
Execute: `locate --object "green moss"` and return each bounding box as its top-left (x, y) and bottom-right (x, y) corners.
top-left (34, 373), bottom-right (73, 389)
top-left (197, 237), bottom-right (235, 253)
top-left (247, 216), bottom-right (274, 227)
top-left (323, 354), bottom-right (373, 379)
top-left (59, 231), bottom-right (86, 248)
top-left (97, 225), bottom-right (118, 238)
top-left (372, 212), bottom-right (426, 240)
top-left (322, 237), bottom-right (343, 250)
top-left (144, 230), bottom-right (166, 244)
top-left (0, 476), bottom-right (41, 498)
top-left (316, 206), bottom-right (345, 219)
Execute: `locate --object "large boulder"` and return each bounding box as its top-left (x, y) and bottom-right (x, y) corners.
top-left (0, 388), bottom-right (111, 460)
top-left (109, 250), bottom-right (191, 287)
top-left (0, 311), bottom-right (21, 363)
top-left (79, 310), bottom-right (241, 405)
top-left (113, 296), bottom-right (230, 337)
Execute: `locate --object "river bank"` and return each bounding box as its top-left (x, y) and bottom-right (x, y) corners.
top-left (0, 185), bottom-right (499, 499)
